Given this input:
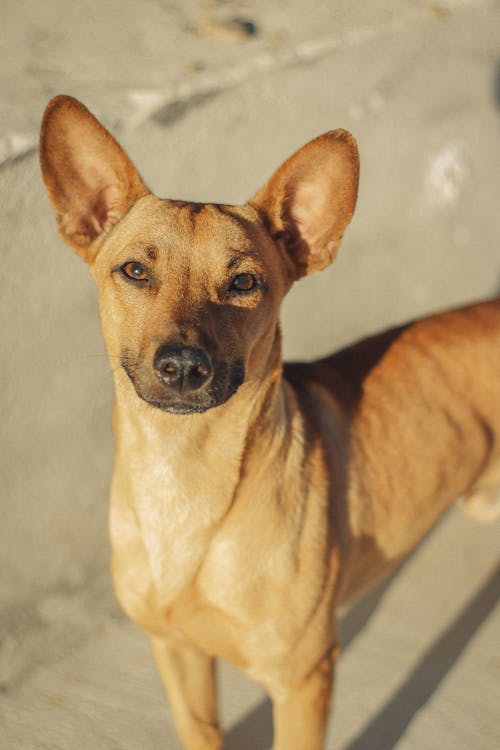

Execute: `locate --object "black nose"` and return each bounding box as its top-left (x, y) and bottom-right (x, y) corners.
top-left (153, 344), bottom-right (213, 394)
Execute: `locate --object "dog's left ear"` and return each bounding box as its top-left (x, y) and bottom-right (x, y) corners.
top-left (40, 95), bottom-right (150, 263)
top-left (251, 130), bottom-right (359, 278)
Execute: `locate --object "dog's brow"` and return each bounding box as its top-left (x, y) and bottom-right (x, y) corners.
top-left (226, 252), bottom-right (262, 270)
top-left (123, 243), bottom-right (159, 261)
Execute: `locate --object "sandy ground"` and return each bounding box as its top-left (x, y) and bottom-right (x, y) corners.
top-left (1, 1), bottom-right (499, 748)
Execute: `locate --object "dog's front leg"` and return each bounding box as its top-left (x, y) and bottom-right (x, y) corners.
top-left (270, 648), bottom-right (337, 750)
top-left (151, 636), bottom-right (222, 750)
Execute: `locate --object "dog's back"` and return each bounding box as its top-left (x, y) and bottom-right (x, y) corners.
top-left (285, 297), bottom-right (500, 601)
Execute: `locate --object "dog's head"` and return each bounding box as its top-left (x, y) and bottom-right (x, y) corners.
top-left (40, 96), bottom-right (359, 414)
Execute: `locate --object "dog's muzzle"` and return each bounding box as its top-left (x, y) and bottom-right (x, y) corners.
top-left (121, 344), bottom-right (244, 414)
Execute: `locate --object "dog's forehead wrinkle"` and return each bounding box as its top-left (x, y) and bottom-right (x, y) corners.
top-left (115, 198), bottom-right (263, 271)
top-left (202, 203), bottom-right (259, 243)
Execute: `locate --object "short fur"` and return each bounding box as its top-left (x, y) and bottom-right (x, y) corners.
top-left (40, 95), bottom-right (500, 750)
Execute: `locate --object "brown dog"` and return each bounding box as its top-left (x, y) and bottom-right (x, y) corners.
top-left (40, 95), bottom-right (500, 750)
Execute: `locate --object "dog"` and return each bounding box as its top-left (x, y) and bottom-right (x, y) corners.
top-left (40, 95), bottom-right (500, 750)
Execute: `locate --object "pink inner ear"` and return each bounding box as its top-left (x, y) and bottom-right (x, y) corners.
top-left (91, 184), bottom-right (123, 231)
top-left (290, 178), bottom-right (329, 246)
top-left (60, 157), bottom-right (125, 241)
top-left (292, 180), bottom-right (324, 223)
top-left (57, 180), bottom-right (123, 248)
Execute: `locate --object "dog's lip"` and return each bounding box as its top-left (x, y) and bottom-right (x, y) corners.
top-left (146, 396), bottom-right (216, 414)
top-left (139, 386), bottom-right (240, 414)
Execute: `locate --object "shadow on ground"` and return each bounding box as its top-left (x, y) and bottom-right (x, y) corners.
top-left (224, 554), bottom-right (500, 750)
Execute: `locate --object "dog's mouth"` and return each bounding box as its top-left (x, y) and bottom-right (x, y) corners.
top-left (120, 352), bottom-right (245, 414)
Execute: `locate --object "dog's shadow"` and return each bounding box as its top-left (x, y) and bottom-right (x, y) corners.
top-left (224, 550), bottom-right (500, 750)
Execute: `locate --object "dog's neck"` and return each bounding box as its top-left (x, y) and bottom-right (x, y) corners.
top-left (110, 347), bottom-right (291, 602)
top-left (111, 335), bottom-right (288, 504)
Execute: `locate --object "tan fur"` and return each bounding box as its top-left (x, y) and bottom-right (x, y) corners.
top-left (40, 96), bottom-right (500, 750)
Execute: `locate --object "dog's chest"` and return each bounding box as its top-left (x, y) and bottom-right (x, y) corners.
top-left (111, 477), bottom-right (223, 606)
top-left (109, 425), bottom-right (246, 625)
top-left (111, 481), bottom-right (292, 666)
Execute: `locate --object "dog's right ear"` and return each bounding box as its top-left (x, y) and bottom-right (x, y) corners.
top-left (251, 130), bottom-right (359, 279)
top-left (40, 96), bottom-right (149, 263)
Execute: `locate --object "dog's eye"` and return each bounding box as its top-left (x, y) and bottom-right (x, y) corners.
top-left (230, 273), bottom-right (257, 293)
top-left (121, 262), bottom-right (149, 282)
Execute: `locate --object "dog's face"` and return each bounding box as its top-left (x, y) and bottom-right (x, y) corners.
top-left (91, 197), bottom-right (289, 414)
top-left (40, 96), bottom-right (358, 414)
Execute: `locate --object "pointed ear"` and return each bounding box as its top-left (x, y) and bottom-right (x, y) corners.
top-left (40, 95), bottom-right (150, 263)
top-left (251, 130), bottom-right (359, 279)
